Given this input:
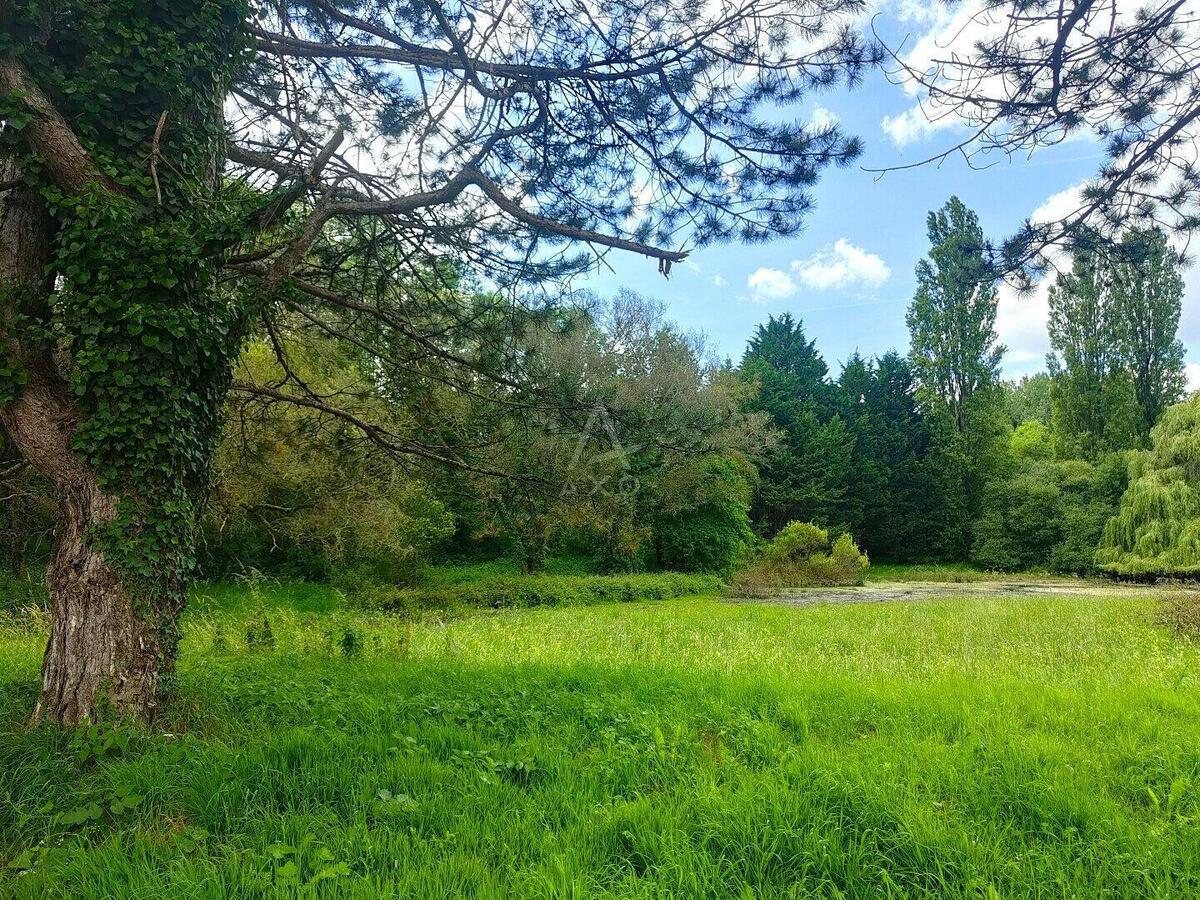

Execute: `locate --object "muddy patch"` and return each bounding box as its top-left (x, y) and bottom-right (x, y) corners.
top-left (733, 579), bottom-right (1176, 608)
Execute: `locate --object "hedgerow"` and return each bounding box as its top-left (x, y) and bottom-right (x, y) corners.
top-left (360, 572), bottom-right (723, 614)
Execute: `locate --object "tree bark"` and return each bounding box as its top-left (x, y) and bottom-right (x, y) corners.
top-left (4, 372), bottom-right (163, 725)
top-left (2, 161), bottom-right (163, 726)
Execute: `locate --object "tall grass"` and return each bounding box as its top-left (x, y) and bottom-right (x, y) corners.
top-left (2, 581), bottom-right (1200, 896)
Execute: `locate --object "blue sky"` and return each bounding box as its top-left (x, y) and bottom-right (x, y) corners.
top-left (576, 7), bottom-right (1200, 386)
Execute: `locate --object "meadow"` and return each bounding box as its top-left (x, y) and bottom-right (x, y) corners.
top-left (2, 577), bottom-right (1200, 897)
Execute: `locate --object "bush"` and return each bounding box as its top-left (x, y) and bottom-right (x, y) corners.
top-left (361, 572), bottom-right (723, 614)
top-left (762, 521), bottom-right (829, 563)
top-left (730, 522), bottom-right (868, 595)
top-left (654, 458), bottom-right (755, 576)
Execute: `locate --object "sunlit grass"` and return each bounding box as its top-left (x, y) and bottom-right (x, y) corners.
top-left (3, 581), bottom-right (1200, 897)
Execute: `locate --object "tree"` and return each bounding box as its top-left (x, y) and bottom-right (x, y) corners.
top-left (837, 351), bottom-right (952, 561)
top-left (1046, 229), bottom-right (1184, 454)
top-left (1004, 374), bottom-right (1052, 427)
top-left (473, 295), bottom-right (766, 573)
top-left (883, 0), bottom-right (1200, 270)
top-left (1097, 395), bottom-right (1200, 578)
top-left (906, 197), bottom-right (1008, 546)
top-left (907, 197), bottom-right (1004, 433)
top-left (971, 424), bottom-right (1126, 574)
top-left (652, 456), bottom-right (755, 576)
top-left (740, 314), bottom-right (855, 534)
top-left (205, 338), bottom-right (454, 583)
top-left (1045, 248), bottom-right (1140, 456)
top-left (0, 0), bottom-right (878, 723)
top-left (1110, 228), bottom-right (1186, 440)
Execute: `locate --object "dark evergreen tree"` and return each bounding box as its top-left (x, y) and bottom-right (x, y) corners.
top-left (740, 315), bottom-right (854, 535)
top-left (838, 351), bottom-right (954, 560)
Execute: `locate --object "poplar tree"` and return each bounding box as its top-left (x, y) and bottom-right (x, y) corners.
top-left (906, 197), bottom-right (1004, 433)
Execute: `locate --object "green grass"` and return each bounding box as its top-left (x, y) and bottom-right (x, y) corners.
top-left (3, 580), bottom-right (1200, 896)
top-left (865, 562), bottom-right (995, 583)
top-left (864, 562), bottom-right (1097, 584)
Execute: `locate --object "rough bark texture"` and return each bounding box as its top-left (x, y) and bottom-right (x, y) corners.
top-left (1, 158), bottom-right (162, 725)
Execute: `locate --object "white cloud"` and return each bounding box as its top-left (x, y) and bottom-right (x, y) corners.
top-left (792, 239), bottom-right (891, 291)
top-left (1031, 183), bottom-right (1086, 226)
top-left (880, 106), bottom-right (958, 150)
top-left (1186, 363), bottom-right (1200, 393)
top-left (712, 274), bottom-right (726, 288)
top-left (879, 0), bottom-right (1029, 151)
top-left (747, 267), bottom-right (796, 303)
top-left (995, 279), bottom-right (1051, 377)
top-left (810, 107), bottom-right (838, 131)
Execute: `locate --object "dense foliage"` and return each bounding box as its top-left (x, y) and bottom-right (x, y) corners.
top-left (970, 424), bottom-right (1127, 574)
top-left (1047, 231), bottom-right (1185, 455)
top-left (1097, 396), bottom-right (1200, 578)
top-left (203, 339), bottom-right (454, 583)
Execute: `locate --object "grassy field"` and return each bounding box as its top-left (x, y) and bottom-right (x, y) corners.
top-left (2, 579), bottom-right (1200, 896)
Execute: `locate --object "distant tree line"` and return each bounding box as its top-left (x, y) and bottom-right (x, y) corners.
top-left (2, 194), bottom-right (1191, 586)
top-left (738, 196), bottom-right (1189, 574)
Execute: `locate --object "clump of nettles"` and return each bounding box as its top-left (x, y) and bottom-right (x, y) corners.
top-left (245, 612), bottom-right (275, 651)
top-left (1156, 594), bottom-right (1200, 640)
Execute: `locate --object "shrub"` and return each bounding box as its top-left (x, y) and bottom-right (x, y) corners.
top-left (730, 522), bottom-right (869, 595)
top-left (1156, 593), bottom-right (1200, 639)
top-left (763, 521), bottom-right (829, 563)
top-left (654, 458), bottom-right (755, 576)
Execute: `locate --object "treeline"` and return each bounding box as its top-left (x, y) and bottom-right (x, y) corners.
top-left (0, 197), bottom-right (1191, 583)
top-left (745, 199), bottom-right (1187, 573)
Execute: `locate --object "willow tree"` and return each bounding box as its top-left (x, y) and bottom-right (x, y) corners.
top-left (1096, 396), bottom-right (1200, 578)
top-left (0, 0), bottom-right (880, 724)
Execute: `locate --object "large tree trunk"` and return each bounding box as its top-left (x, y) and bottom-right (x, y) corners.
top-left (1, 161), bottom-right (165, 726)
top-left (3, 372), bottom-right (164, 725)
